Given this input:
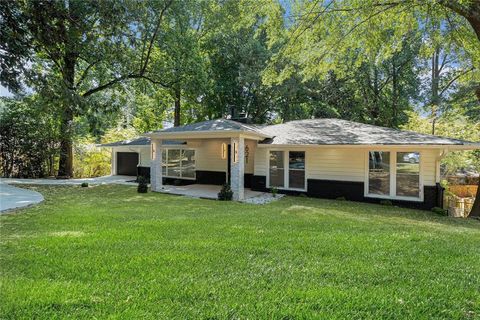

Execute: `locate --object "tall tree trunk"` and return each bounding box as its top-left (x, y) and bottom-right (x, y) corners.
top-left (57, 50), bottom-right (76, 178)
top-left (391, 56), bottom-right (398, 127)
top-left (431, 47), bottom-right (440, 135)
top-left (174, 86), bottom-right (181, 127)
top-left (57, 108), bottom-right (74, 178)
top-left (469, 86), bottom-right (480, 218)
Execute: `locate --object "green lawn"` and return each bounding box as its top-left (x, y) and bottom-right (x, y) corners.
top-left (1, 185), bottom-right (479, 319)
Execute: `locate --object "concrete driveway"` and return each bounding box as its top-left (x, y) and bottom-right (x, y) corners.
top-left (0, 176), bottom-right (136, 212)
top-left (0, 175), bottom-right (136, 186)
top-left (0, 183), bottom-right (44, 212)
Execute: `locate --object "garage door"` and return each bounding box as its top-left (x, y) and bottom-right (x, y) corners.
top-left (116, 152), bottom-right (139, 176)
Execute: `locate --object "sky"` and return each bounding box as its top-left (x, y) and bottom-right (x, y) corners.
top-left (0, 85), bottom-right (13, 97)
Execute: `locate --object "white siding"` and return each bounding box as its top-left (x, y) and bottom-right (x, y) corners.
top-left (421, 149), bottom-right (439, 186)
top-left (254, 147), bottom-right (268, 176)
top-left (138, 147), bottom-right (151, 167)
top-left (194, 139), bottom-right (228, 172)
top-left (307, 148), bottom-right (365, 182)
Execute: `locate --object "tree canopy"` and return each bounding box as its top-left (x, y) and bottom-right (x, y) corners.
top-left (0, 0), bottom-right (479, 185)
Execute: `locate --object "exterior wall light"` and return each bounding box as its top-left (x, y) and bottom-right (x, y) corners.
top-left (221, 143), bottom-right (227, 160)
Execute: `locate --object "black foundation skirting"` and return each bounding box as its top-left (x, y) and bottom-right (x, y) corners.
top-left (195, 170), bottom-right (226, 185)
top-left (162, 177), bottom-right (196, 186)
top-left (244, 173), bottom-right (253, 188)
top-left (252, 177), bottom-right (442, 211)
top-left (307, 179), bottom-right (443, 210)
top-left (251, 175), bottom-right (267, 192)
top-left (307, 179), bottom-right (365, 201)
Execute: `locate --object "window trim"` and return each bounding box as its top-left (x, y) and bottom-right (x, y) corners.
top-left (162, 147), bottom-right (196, 180)
top-left (267, 149), bottom-right (307, 191)
top-left (364, 150), bottom-right (424, 202)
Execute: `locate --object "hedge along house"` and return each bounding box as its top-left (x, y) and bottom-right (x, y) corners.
top-left (106, 118), bottom-right (480, 209)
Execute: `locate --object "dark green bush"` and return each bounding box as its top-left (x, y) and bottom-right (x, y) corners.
top-left (271, 187), bottom-right (278, 197)
top-left (380, 199), bottom-right (393, 206)
top-left (218, 183), bottom-right (233, 201)
top-left (431, 207), bottom-right (448, 216)
top-left (137, 176), bottom-right (148, 193)
top-left (81, 182), bottom-right (89, 188)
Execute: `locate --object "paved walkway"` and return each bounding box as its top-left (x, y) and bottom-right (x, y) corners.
top-left (0, 183), bottom-right (44, 212)
top-left (0, 175), bottom-right (136, 186)
top-left (0, 175), bottom-right (136, 212)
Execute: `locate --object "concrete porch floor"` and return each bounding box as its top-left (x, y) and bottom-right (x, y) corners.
top-left (158, 184), bottom-right (264, 200)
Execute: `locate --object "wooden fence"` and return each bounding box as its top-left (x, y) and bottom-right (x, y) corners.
top-left (444, 194), bottom-right (475, 218)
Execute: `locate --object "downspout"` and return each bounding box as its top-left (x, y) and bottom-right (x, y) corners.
top-left (436, 148), bottom-right (448, 208)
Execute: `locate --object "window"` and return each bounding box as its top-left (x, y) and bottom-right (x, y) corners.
top-left (366, 150), bottom-right (421, 200)
top-left (396, 152), bottom-right (420, 197)
top-left (289, 151), bottom-right (305, 189)
top-left (182, 150), bottom-right (196, 178)
top-left (269, 150), bottom-right (306, 190)
top-left (269, 151), bottom-right (284, 188)
top-left (162, 149), bottom-right (196, 179)
top-left (368, 151), bottom-right (390, 195)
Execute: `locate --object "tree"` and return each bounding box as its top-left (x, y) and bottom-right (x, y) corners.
top-left (0, 0), bottom-right (173, 177)
top-left (0, 96), bottom-right (60, 178)
top-left (275, 0), bottom-right (480, 215)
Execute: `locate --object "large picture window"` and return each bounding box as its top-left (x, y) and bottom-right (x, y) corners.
top-left (368, 151), bottom-right (390, 195)
top-left (289, 151), bottom-right (305, 189)
top-left (396, 152), bottom-right (420, 197)
top-left (162, 149), bottom-right (196, 179)
top-left (269, 150), bottom-right (306, 190)
top-left (367, 150), bottom-right (421, 200)
top-left (269, 151), bottom-right (285, 188)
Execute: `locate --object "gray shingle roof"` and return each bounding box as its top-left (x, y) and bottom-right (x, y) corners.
top-left (100, 137), bottom-right (187, 147)
top-left (100, 137), bottom-right (151, 147)
top-left (259, 118), bottom-right (478, 146)
top-left (151, 119), bottom-right (266, 135)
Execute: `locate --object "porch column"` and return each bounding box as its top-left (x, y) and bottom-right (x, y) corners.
top-left (230, 136), bottom-right (245, 200)
top-left (151, 139), bottom-right (163, 192)
top-left (111, 149), bottom-right (116, 175)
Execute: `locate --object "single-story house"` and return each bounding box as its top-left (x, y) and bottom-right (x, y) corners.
top-left (101, 118), bottom-right (480, 210)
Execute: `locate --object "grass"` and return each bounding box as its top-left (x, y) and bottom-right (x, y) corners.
top-left (1, 185), bottom-right (479, 319)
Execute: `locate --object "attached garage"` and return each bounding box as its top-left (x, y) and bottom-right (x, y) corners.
top-left (116, 152), bottom-right (139, 176)
top-left (99, 137), bottom-right (152, 178)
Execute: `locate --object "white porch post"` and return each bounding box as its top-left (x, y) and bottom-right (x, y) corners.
top-left (111, 149), bottom-right (116, 175)
top-left (230, 136), bottom-right (245, 200)
top-left (151, 139), bottom-right (163, 192)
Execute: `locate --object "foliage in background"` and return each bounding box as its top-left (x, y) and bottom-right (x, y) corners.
top-left (402, 110), bottom-right (480, 175)
top-left (1, 0), bottom-right (479, 179)
top-left (73, 127), bottom-right (139, 178)
top-left (0, 97), bottom-right (60, 178)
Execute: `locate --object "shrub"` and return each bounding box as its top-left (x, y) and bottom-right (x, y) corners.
top-left (218, 183), bottom-right (233, 201)
top-left (431, 207), bottom-right (448, 216)
top-left (336, 196), bottom-right (346, 201)
top-left (137, 176), bottom-right (148, 193)
top-left (81, 182), bottom-right (89, 188)
top-left (380, 200), bottom-right (393, 206)
top-left (271, 187), bottom-right (278, 198)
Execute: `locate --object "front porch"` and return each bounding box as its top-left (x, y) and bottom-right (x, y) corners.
top-left (146, 120), bottom-right (271, 201)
